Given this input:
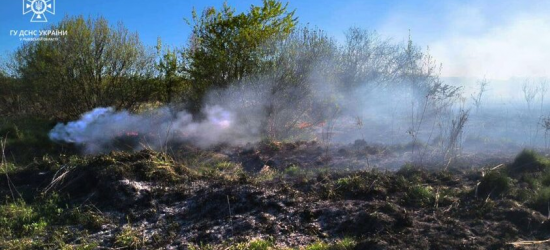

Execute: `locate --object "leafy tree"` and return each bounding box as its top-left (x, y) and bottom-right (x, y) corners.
top-left (206, 27), bottom-right (339, 140)
top-left (339, 27), bottom-right (400, 91)
top-left (397, 35), bottom-right (455, 100)
top-left (259, 27), bottom-right (338, 139)
top-left (0, 71), bottom-right (22, 116)
top-left (338, 28), bottom-right (459, 104)
top-left (14, 16), bottom-right (155, 119)
top-left (183, 0), bottom-right (297, 113)
top-left (155, 38), bottom-right (187, 103)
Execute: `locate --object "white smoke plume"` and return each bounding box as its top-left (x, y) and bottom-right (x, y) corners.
top-left (49, 105), bottom-right (258, 154)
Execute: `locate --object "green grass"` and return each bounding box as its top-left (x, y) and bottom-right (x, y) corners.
top-left (115, 226), bottom-right (144, 250)
top-left (0, 193), bottom-right (106, 249)
top-left (334, 174), bottom-right (370, 198)
top-left (197, 160), bottom-right (244, 181)
top-left (0, 195), bottom-right (63, 239)
top-left (0, 199), bottom-right (47, 238)
top-left (0, 117), bottom-right (77, 165)
top-left (188, 238), bottom-right (356, 250)
top-left (232, 239), bottom-right (274, 250)
top-left (303, 238), bottom-right (356, 250)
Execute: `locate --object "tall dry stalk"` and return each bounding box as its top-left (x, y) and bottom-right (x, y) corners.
top-left (445, 109), bottom-right (470, 168)
top-left (523, 80), bottom-right (539, 113)
top-left (471, 78), bottom-right (489, 113)
top-left (522, 81), bottom-right (541, 146)
top-left (355, 116), bottom-right (365, 141)
top-left (408, 96), bottom-right (430, 161)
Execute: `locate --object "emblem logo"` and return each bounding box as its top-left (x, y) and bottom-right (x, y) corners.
top-left (23, 0), bottom-right (55, 23)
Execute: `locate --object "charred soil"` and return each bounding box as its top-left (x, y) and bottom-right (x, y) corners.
top-left (0, 142), bottom-right (549, 249)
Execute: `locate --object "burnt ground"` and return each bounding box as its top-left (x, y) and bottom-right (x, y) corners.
top-left (1, 141), bottom-right (550, 249)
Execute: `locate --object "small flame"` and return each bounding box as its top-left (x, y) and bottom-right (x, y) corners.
top-left (297, 122), bottom-right (313, 129)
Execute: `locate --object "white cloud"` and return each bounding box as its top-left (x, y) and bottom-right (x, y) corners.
top-left (378, 0), bottom-right (550, 79)
top-left (432, 14), bottom-right (550, 79)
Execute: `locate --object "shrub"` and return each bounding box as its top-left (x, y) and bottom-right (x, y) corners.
top-left (405, 185), bottom-right (435, 207)
top-left (540, 172), bottom-right (550, 187)
top-left (529, 187), bottom-right (550, 215)
top-left (477, 171), bottom-right (511, 198)
top-left (335, 175), bottom-right (376, 198)
top-left (63, 207), bottom-right (108, 231)
top-left (336, 175), bottom-right (365, 191)
top-left (397, 164), bottom-right (425, 184)
top-left (509, 149), bottom-right (550, 176)
top-left (284, 165), bottom-right (302, 177)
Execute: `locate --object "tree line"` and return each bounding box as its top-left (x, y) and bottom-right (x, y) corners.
top-left (0, 0), bottom-right (456, 139)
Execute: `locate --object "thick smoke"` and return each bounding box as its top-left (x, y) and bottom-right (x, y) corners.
top-left (49, 105), bottom-right (259, 154)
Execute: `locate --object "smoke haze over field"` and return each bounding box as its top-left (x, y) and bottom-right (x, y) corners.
top-left (50, 74), bottom-right (550, 156)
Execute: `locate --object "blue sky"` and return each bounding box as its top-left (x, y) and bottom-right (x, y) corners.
top-left (0, 0), bottom-right (409, 51)
top-left (1, 0), bottom-right (549, 79)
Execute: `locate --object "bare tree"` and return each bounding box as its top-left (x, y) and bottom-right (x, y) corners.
top-left (540, 116), bottom-right (550, 149)
top-left (471, 77), bottom-right (489, 113)
top-left (522, 80), bottom-right (539, 112)
top-left (540, 79), bottom-right (548, 112)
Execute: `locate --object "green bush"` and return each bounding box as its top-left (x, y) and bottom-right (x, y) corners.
top-left (284, 165), bottom-right (302, 177)
top-left (336, 175), bottom-right (365, 191)
top-left (529, 187), bottom-right (550, 215)
top-left (539, 172), bottom-right (550, 187)
top-left (509, 149), bottom-right (550, 176)
top-left (63, 207), bottom-right (108, 231)
top-left (477, 171), bottom-right (511, 198)
top-left (397, 164), bottom-right (425, 184)
top-left (405, 185), bottom-right (435, 207)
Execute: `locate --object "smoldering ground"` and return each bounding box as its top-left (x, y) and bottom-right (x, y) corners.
top-left (48, 27), bottom-right (550, 158)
